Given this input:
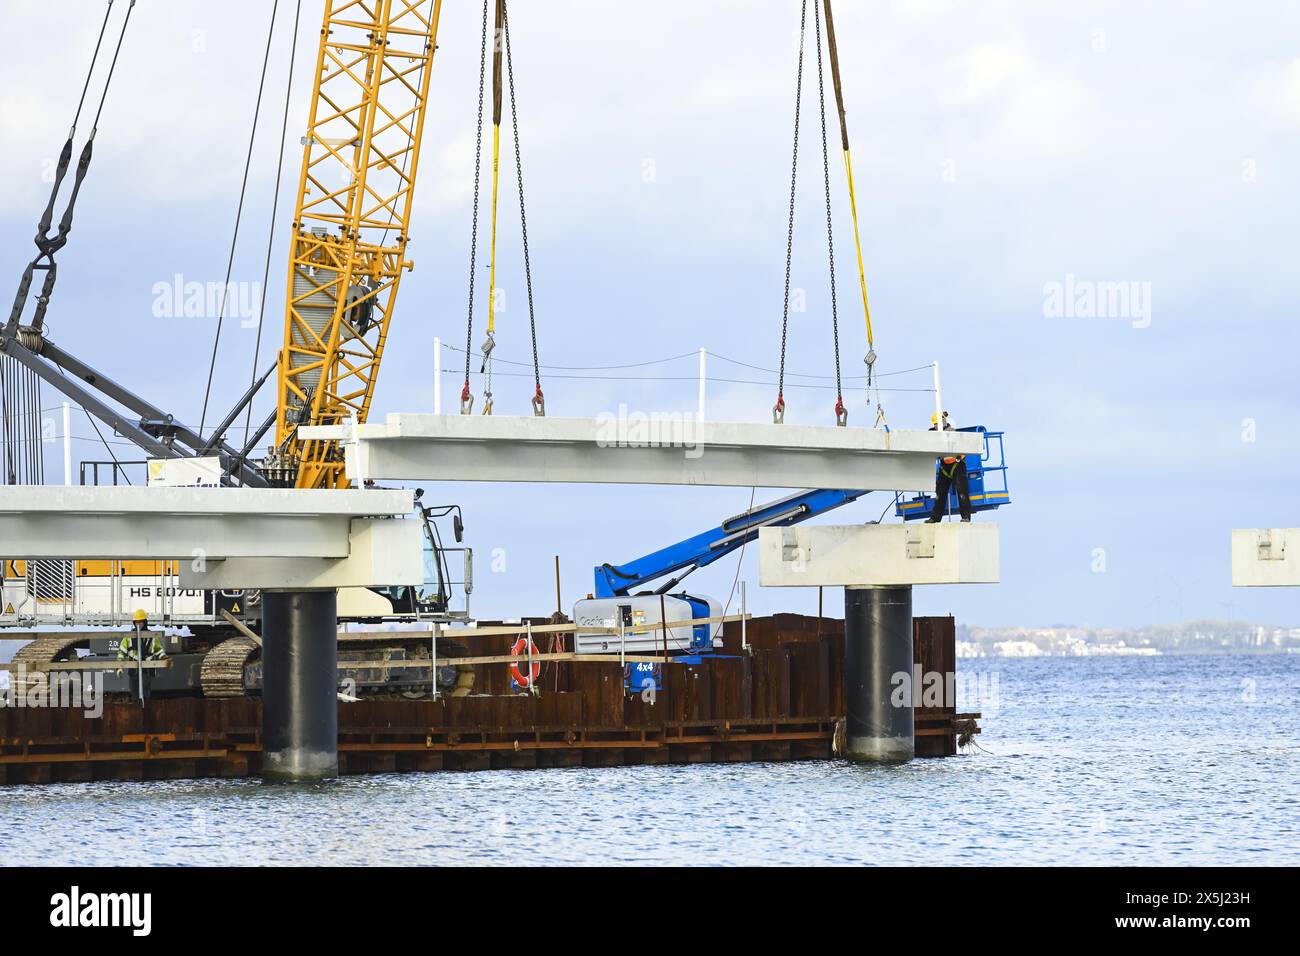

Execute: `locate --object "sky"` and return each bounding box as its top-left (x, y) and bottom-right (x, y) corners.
top-left (1, 0), bottom-right (1298, 629)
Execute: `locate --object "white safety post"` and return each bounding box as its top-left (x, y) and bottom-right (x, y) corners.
top-left (134, 620), bottom-right (144, 705)
top-left (348, 412), bottom-right (365, 486)
top-left (697, 347), bottom-right (707, 422)
top-left (62, 402), bottom-right (72, 486)
top-left (430, 621), bottom-right (439, 700)
top-left (526, 620), bottom-right (537, 697)
top-left (433, 336), bottom-right (442, 415)
top-left (740, 581), bottom-right (749, 652)
top-left (932, 361), bottom-right (944, 428)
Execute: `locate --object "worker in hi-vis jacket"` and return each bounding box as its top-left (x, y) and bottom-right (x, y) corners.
top-left (927, 411), bottom-right (972, 523)
top-left (118, 609), bottom-right (164, 703)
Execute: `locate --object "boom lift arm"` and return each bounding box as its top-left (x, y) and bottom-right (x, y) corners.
top-left (576, 488), bottom-right (868, 664)
top-left (593, 488), bottom-right (869, 599)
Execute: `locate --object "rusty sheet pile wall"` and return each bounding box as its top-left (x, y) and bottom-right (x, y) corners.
top-left (0, 615), bottom-right (968, 785)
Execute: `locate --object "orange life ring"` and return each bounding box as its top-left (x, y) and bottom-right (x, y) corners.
top-left (510, 636), bottom-right (541, 688)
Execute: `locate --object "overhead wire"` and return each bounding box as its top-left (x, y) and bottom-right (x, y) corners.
top-left (70, 1), bottom-right (116, 133)
top-left (89, 0), bottom-right (136, 133)
top-left (9, 0), bottom-right (135, 336)
top-left (721, 486), bottom-right (757, 622)
top-left (468, 368), bottom-right (933, 392)
top-left (243, 0), bottom-right (302, 449)
top-left (198, 0), bottom-right (281, 438)
top-left (4, 2), bottom-right (135, 486)
top-left (438, 341), bottom-right (931, 382)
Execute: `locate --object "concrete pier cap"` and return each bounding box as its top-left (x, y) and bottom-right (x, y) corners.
top-left (759, 522), bottom-right (1000, 765)
top-left (758, 522), bottom-right (1000, 588)
top-left (1231, 529), bottom-right (1300, 587)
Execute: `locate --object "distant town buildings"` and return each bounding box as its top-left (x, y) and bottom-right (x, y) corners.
top-left (955, 622), bottom-right (1300, 658)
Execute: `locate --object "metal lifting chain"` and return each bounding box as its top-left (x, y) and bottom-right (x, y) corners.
top-left (814, 2), bottom-right (846, 426)
top-left (460, 0), bottom-right (490, 415)
top-left (773, 0), bottom-right (808, 426)
top-left (502, 6), bottom-right (545, 416)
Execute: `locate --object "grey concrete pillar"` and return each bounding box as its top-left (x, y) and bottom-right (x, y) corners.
top-left (843, 584), bottom-right (914, 763)
top-left (262, 589), bottom-right (338, 782)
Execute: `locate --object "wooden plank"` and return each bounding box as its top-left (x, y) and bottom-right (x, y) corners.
top-left (220, 609), bottom-right (263, 646)
top-left (355, 612), bottom-right (750, 642)
top-left (0, 748), bottom-right (226, 765)
top-left (6, 659), bottom-right (173, 672)
top-left (334, 652), bottom-right (669, 670)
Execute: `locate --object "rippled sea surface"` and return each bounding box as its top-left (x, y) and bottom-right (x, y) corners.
top-left (2, 655), bottom-right (1297, 865)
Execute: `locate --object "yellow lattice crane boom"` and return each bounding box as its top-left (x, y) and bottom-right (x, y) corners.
top-left (275, 0), bottom-right (441, 489)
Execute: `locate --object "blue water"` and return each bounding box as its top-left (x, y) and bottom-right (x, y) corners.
top-left (1, 655), bottom-right (1297, 865)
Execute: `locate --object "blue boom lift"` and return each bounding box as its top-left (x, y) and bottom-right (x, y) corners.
top-left (573, 427), bottom-right (1010, 693)
top-left (573, 489), bottom-right (870, 691)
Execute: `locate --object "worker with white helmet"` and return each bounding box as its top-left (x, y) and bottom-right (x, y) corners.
top-left (927, 411), bottom-right (972, 523)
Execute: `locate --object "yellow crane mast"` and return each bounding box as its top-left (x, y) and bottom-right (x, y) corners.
top-left (275, 0), bottom-right (441, 489)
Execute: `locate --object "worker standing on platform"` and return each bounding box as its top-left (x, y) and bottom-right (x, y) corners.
top-left (927, 411), bottom-right (972, 523)
top-left (118, 609), bottom-right (164, 703)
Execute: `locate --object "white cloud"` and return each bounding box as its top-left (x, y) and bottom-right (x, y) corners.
top-left (948, 40), bottom-right (1036, 104)
top-left (1250, 57), bottom-right (1300, 127)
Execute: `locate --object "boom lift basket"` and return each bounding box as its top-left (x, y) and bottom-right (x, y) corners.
top-left (896, 426), bottom-right (1009, 521)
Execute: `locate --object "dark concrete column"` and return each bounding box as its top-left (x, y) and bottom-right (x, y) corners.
top-left (843, 584), bottom-right (914, 763)
top-left (261, 589), bottom-right (338, 782)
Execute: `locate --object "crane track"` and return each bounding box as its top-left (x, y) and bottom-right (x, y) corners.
top-left (9, 634), bottom-right (86, 697)
top-left (9, 635), bottom-right (87, 694)
top-left (199, 636), bottom-right (260, 698)
top-left (7, 631), bottom-right (474, 700)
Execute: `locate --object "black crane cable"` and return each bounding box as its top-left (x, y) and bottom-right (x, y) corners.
top-left (89, 1), bottom-right (135, 133)
top-left (4, 2), bottom-right (135, 484)
top-left (68, 0), bottom-right (138, 484)
top-left (198, 0), bottom-right (281, 439)
top-left (70, 1), bottom-right (116, 133)
top-left (774, 0), bottom-right (807, 423)
top-left (502, 3), bottom-right (545, 412)
top-left (813, 1), bottom-right (845, 424)
top-left (461, 0), bottom-right (490, 410)
top-left (8, 0), bottom-right (129, 333)
top-left (243, 0), bottom-right (302, 451)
